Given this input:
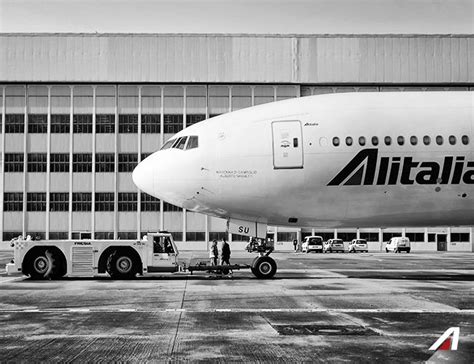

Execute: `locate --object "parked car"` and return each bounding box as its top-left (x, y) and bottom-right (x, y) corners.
top-left (302, 236), bottom-right (324, 253)
top-left (323, 238), bottom-right (345, 253)
top-left (385, 237), bottom-right (411, 253)
top-left (348, 239), bottom-right (368, 253)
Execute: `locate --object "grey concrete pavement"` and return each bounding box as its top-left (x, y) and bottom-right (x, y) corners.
top-left (0, 251), bottom-right (473, 362)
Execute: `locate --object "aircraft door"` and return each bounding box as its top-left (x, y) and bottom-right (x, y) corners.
top-left (272, 121), bottom-right (304, 169)
top-left (436, 234), bottom-right (447, 251)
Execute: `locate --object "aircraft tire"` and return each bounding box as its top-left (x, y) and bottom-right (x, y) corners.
top-left (107, 250), bottom-right (136, 279)
top-left (252, 256), bottom-right (277, 279)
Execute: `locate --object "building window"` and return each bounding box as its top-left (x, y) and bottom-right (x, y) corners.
top-left (27, 153), bottom-right (47, 173)
top-left (5, 154), bottom-right (24, 172)
top-left (95, 193), bottom-right (115, 211)
top-left (186, 232), bottom-right (206, 241)
top-left (28, 114), bottom-right (48, 133)
top-left (119, 114), bottom-right (138, 133)
top-left (163, 202), bottom-right (182, 212)
top-left (450, 233), bottom-right (470, 242)
top-left (405, 233), bottom-right (425, 242)
top-left (50, 153), bottom-right (70, 173)
top-left (118, 193), bottom-right (137, 211)
top-left (164, 114), bottom-right (183, 134)
top-left (5, 114), bottom-right (25, 133)
top-left (49, 232), bottom-right (68, 240)
top-left (50, 193), bottom-right (69, 211)
top-left (359, 232), bottom-right (380, 242)
top-left (4, 192), bottom-right (23, 211)
top-left (27, 192), bottom-right (47, 211)
top-left (382, 232), bottom-right (401, 241)
top-left (186, 114), bottom-right (206, 126)
top-left (72, 193), bottom-right (92, 211)
top-left (51, 114), bottom-right (70, 133)
top-left (118, 232), bottom-right (137, 239)
top-left (141, 153), bottom-right (151, 161)
top-left (118, 154), bottom-right (138, 172)
top-left (95, 232), bottom-right (114, 239)
top-left (95, 153), bottom-right (115, 173)
top-left (73, 154), bottom-right (92, 172)
top-left (141, 193), bottom-right (160, 211)
top-left (337, 232), bottom-right (357, 241)
top-left (73, 114), bottom-right (93, 133)
top-left (171, 232), bottom-right (183, 242)
top-left (209, 232), bottom-right (227, 241)
top-left (3, 232), bottom-right (24, 241)
top-left (96, 114), bottom-right (115, 133)
top-left (277, 232), bottom-right (297, 242)
top-left (142, 114), bottom-right (160, 133)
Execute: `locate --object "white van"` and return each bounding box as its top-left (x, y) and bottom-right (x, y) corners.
top-left (385, 237), bottom-right (411, 253)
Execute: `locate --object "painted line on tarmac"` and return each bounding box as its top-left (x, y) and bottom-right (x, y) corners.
top-left (0, 276), bottom-right (24, 284)
top-left (1, 308), bottom-right (473, 314)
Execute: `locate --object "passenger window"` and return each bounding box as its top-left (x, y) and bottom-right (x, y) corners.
top-left (175, 137), bottom-right (188, 150)
top-left (410, 136), bottom-right (418, 145)
top-left (161, 139), bottom-right (175, 150)
top-left (384, 136), bottom-right (391, 146)
top-left (186, 136), bottom-right (199, 150)
top-left (371, 136), bottom-right (379, 146)
top-left (449, 135), bottom-right (456, 145)
top-left (436, 135), bottom-right (443, 145)
top-left (462, 135), bottom-right (469, 145)
top-left (397, 136), bottom-right (404, 146)
top-left (346, 137), bottom-right (353, 146)
top-left (332, 137), bottom-right (340, 147)
top-left (359, 136), bottom-right (366, 146)
top-left (423, 136), bottom-right (431, 145)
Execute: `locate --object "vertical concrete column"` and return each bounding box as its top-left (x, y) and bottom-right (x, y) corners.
top-left (45, 86), bottom-right (51, 240)
top-left (68, 86), bottom-right (74, 239)
top-left (274, 226), bottom-right (278, 246)
top-left (334, 229), bottom-right (337, 239)
top-left (159, 86), bottom-right (164, 231)
top-left (182, 86), bottom-right (186, 244)
top-left (91, 86), bottom-right (96, 238)
top-left (356, 228), bottom-right (360, 239)
top-left (137, 86), bottom-right (142, 239)
top-left (113, 85), bottom-right (119, 240)
top-left (0, 87), bottom-right (6, 241)
top-left (251, 86), bottom-right (255, 106)
top-left (22, 86), bottom-right (27, 237)
top-left (228, 86), bottom-right (232, 112)
top-left (402, 228), bottom-right (406, 237)
top-left (424, 227), bottom-right (428, 243)
top-left (273, 86), bottom-right (277, 101)
top-left (204, 85), bottom-right (209, 244)
top-left (311, 228), bottom-right (315, 236)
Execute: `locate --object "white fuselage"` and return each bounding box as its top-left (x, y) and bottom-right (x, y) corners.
top-left (133, 92), bottom-right (474, 228)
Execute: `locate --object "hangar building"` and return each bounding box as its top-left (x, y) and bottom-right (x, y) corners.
top-left (1, 33), bottom-right (473, 250)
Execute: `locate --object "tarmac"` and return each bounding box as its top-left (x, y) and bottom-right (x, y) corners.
top-left (0, 250), bottom-right (473, 363)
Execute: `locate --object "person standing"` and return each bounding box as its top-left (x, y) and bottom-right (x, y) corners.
top-left (221, 238), bottom-right (231, 265)
top-left (209, 240), bottom-right (218, 266)
top-left (293, 239), bottom-right (298, 252)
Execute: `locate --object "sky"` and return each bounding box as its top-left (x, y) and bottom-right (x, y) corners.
top-left (0, 0), bottom-right (472, 34)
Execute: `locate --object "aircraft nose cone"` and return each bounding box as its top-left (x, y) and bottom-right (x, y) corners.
top-left (132, 156), bottom-right (155, 195)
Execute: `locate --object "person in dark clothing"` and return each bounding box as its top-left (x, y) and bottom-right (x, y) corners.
top-left (221, 238), bottom-right (231, 265)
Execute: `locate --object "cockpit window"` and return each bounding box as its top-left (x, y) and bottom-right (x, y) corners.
top-left (186, 136), bottom-right (199, 150)
top-left (161, 139), bottom-right (175, 150)
top-left (174, 136), bottom-right (188, 150)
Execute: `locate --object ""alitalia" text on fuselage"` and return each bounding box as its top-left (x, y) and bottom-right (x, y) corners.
top-left (328, 149), bottom-right (474, 186)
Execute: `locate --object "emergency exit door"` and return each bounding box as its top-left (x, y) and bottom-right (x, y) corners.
top-left (272, 121), bottom-right (303, 169)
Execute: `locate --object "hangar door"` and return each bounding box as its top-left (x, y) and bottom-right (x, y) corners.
top-left (272, 121), bottom-right (304, 169)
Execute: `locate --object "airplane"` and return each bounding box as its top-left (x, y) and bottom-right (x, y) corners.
top-left (132, 91), bottom-right (474, 239)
